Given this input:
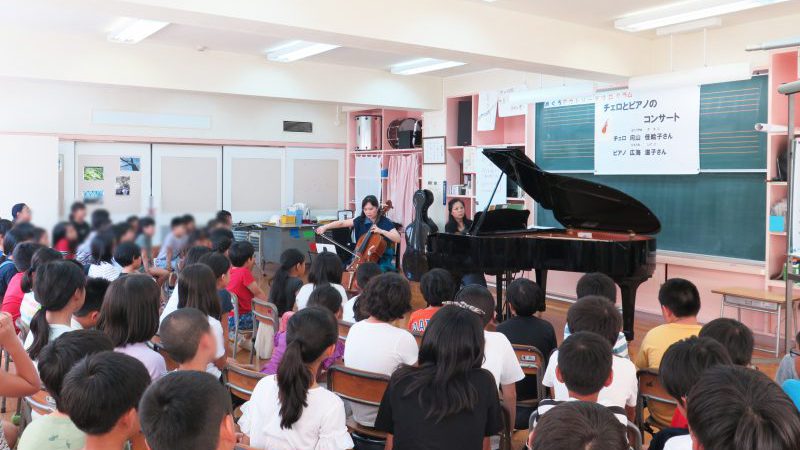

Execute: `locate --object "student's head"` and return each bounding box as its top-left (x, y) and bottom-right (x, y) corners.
top-left (52, 221), bottom-right (78, 247)
top-left (228, 240), bottom-right (255, 268)
top-left (20, 246), bottom-right (60, 293)
top-left (507, 278), bottom-right (545, 317)
top-left (183, 245), bottom-right (212, 268)
top-left (187, 229), bottom-right (210, 249)
top-left (454, 284), bottom-right (495, 327)
top-left (307, 284), bottom-right (343, 318)
top-left (90, 208), bottom-right (112, 231)
top-left (576, 272), bottom-right (617, 303)
top-left (699, 318), bottom-right (754, 367)
top-left (354, 261), bottom-right (381, 291)
top-left (206, 218), bottom-right (222, 230)
top-left (178, 264), bottom-right (221, 320)
top-left (61, 352), bottom-right (151, 439)
top-left (307, 251), bottom-right (343, 285)
top-left (215, 210), bottom-right (232, 228)
top-left (270, 249), bottom-right (305, 306)
top-left (360, 195), bottom-right (380, 221)
top-left (29, 260), bottom-right (86, 359)
top-left (138, 217), bottom-right (156, 237)
top-left (209, 228), bottom-right (234, 254)
top-left (566, 295), bottom-right (621, 346)
top-left (447, 198), bottom-right (466, 224)
top-left (360, 273), bottom-right (412, 322)
top-left (99, 275), bottom-right (160, 347)
top-left (658, 278), bottom-right (701, 320)
top-left (139, 371), bottom-right (234, 450)
top-left (420, 268), bottom-right (456, 308)
top-left (13, 241), bottom-right (44, 274)
top-left (687, 365), bottom-right (800, 450)
top-left (659, 336), bottom-right (732, 417)
top-left (37, 329), bottom-right (114, 411)
top-left (73, 277), bottom-right (111, 329)
top-left (278, 307), bottom-right (338, 428)
top-left (556, 331), bottom-right (613, 397)
top-left (158, 308), bottom-right (216, 366)
top-left (69, 202), bottom-right (87, 223)
top-left (529, 401), bottom-right (627, 450)
top-left (114, 241), bottom-right (142, 269)
top-left (113, 221), bottom-right (136, 243)
top-left (33, 226), bottom-right (48, 246)
top-left (198, 251), bottom-right (231, 288)
top-left (182, 214), bottom-right (196, 233)
top-left (0, 219), bottom-right (12, 253)
top-left (126, 215), bottom-right (139, 232)
top-left (278, 248), bottom-right (305, 276)
top-left (90, 232), bottom-right (115, 264)
top-left (170, 216), bottom-right (187, 237)
top-left (12, 202), bottom-right (31, 223)
top-left (3, 223), bottom-right (35, 256)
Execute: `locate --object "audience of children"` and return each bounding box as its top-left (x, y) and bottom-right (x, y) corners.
top-left (0, 312), bottom-right (40, 450)
top-left (227, 240), bottom-right (267, 332)
top-left (177, 263), bottom-right (227, 377)
top-left (564, 272), bottom-right (628, 357)
top-left (296, 251), bottom-right (347, 310)
top-left (343, 261), bottom-right (381, 323)
top-left (159, 308), bottom-right (219, 372)
top-left (407, 268), bottom-right (455, 333)
top-left (269, 248), bottom-right (306, 316)
top-left (87, 232), bottom-right (121, 281)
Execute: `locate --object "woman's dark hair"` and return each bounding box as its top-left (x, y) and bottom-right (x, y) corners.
top-left (52, 222), bottom-right (77, 251)
top-left (392, 305), bottom-right (485, 423)
top-left (307, 284), bottom-right (343, 315)
top-left (178, 264), bottom-right (221, 320)
top-left (138, 217), bottom-right (155, 235)
top-left (29, 260), bottom-right (86, 360)
top-left (307, 251), bottom-right (343, 286)
top-left (360, 273), bottom-right (411, 322)
top-left (270, 249), bottom-right (306, 314)
top-left (278, 307), bottom-right (338, 429)
top-left (507, 278), bottom-right (545, 316)
top-left (21, 247), bottom-right (62, 293)
top-left (420, 268), bottom-right (456, 307)
top-left (98, 274), bottom-right (160, 347)
top-left (446, 198), bottom-right (466, 230)
top-left (359, 195), bottom-right (380, 220)
top-left (90, 232), bottom-right (115, 264)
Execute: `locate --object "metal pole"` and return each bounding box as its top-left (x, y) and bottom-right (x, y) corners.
top-left (785, 91), bottom-right (797, 354)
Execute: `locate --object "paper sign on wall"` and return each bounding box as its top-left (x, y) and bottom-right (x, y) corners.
top-left (594, 86), bottom-right (700, 175)
top-left (477, 91), bottom-right (498, 131)
top-left (498, 85), bottom-right (528, 117)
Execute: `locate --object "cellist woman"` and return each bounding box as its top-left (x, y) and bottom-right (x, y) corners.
top-left (315, 195), bottom-right (401, 272)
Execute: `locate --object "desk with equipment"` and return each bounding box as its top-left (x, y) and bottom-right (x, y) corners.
top-left (234, 222), bottom-right (319, 267)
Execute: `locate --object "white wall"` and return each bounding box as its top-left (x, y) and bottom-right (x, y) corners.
top-left (0, 134), bottom-right (59, 230)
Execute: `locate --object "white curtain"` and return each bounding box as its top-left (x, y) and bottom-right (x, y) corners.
top-left (387, 154), bottom-right (419, 227)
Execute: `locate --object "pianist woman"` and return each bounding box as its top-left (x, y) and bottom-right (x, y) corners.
top-left (444, 198), bottom-right (487, 287)
top-left (315, 195), bottom-right (401, 272)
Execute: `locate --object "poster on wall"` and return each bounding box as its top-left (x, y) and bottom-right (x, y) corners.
top-left (115, 176), bottom-right (131, 196)
top-left (498, 85), bottom-right (528, 117)
top-left (83, 166), bottom-right (104, 181)
top-left (477, 91), bottom-right (498, 131)
top-left (120, 157), bottom-right (141, 171)
top-left (594, 86), bottom-right (700, 175)
top-left (83, 190), bottom-right (104, 205)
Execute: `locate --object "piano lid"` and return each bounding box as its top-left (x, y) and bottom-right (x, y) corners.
top-left (482, 147), bottom-right (661, 235)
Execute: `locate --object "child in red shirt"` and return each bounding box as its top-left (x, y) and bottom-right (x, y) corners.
top-left (226, 241), bottom-right (267, 331)
top-left (407, 268), bottom-right (455, 333)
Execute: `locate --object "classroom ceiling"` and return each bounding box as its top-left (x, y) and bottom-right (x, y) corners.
top-left (470, 0), bottom-right (800, 33)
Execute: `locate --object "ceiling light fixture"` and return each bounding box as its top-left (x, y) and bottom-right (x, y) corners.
top-left (390, 58), bottom-right (466, 75)
top-left (615, 0), bottom-right (789, 32)
top-left (655, 17), bottom-right (722, 36)
top-left (107, 18), bottom-right (170, 44)
top-left (266, 41), bottom-right (340, 62)
top-left (507, 84), bottom-right (596, 105)
top-left (628, 62), bottom-right (752, 91)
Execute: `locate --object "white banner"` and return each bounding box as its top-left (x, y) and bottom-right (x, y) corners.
top-left (594, 86), bottom-right (700, 175)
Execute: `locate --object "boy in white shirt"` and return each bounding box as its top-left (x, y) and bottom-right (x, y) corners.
top-left (159, 308), bottom-right (219, 373)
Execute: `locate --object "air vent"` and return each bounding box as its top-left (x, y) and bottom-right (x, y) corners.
top-left (283, 121), bottom-right (313, 133)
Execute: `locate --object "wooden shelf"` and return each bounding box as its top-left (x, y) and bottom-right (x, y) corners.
top-left (770, 231), bottom-right (788, 236)
top-left (350, 148), bottom-right (422, 155)
top-left (768, 181), bottom-right (788, 186)
top-left (448, 194), bottom-right (475, 199)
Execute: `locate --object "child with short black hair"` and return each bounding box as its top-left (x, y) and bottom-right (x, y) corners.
top-left (155, 216), bottom-right (188, 272)
top-left (114, 241), bottom-right (142, 276)
top-left (60, 351), bottom-right (151, 450)
top-left (269, 248), bottom-right (305, 317)
top-left (496, 278), bottom-right (556, 429)
top-left (139, 371), bottom-right (236, 450)
top-left (698, 318), bottom-right (753, 367)
top-left (567, 272), bottom-right (629, 357)
top-left (112, 222), bottom-right (135, 243)
top-left (296, 251), bottom-right (346, 310)
top-left (227, 241), bottom-right (267, 333)
top-left (72, 278), bottom-right (110, 329)
top-left (407, 268), bottom-right (455, 333)
top-left (216, 210), bottom-right (233, 229)
top-left (343, 261), bottom-right (381, 323)
top-left (543, 296), bottom-right (638, 420)
top-left (239, 307), bottom-right (352, 449)
top-left (17, 330), bottom-right (114, 450)
top-left (177, 264), bottom-right (227, 377)
top-left (87, 232), bottom-right (120, 281)
top-left (529, 401), bottom-right (627, 450)
top-left (159, 308), bottom-right (218, 372)
top-left (210, 228), bottom-right (234, 255)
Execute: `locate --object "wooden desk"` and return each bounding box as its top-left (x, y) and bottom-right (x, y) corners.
top-left (712, 287), bottom-right (800, 357)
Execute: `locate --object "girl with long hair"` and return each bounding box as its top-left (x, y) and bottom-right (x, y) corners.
top-left (295, 251), bottom-right (346, 310)
top-left (177, 263), bottom-right (227, 377)
top-left (52, 221), bottom-right (78, 259)
top-left (269, 248), bottom-right (306, 316)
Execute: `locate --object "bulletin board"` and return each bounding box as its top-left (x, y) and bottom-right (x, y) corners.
top-left (286, 148), bottom-right (344, 215)
top-left (222, 146), bottom-right (285, 223)
top-left (74, 142), bottom-right (150, 218)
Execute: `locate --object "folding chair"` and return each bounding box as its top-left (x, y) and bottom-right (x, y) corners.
top-left (635, 368), bottom-right (678, 435)
top-left (250, 299), bottom-right (279, 365)
top-left (627, 420), bottom-right (644, 450)
top-left (512, 344), bottom-right (547, 402)
top-left (25, 389), bottom-right (55, 417)
top-left (225, 363), bottom-right (265, 403)
top-left (230, 294), bottom-right (254, 359)
top-left (327, 365), bottom-right (389, 442)
top-left (337, 320), bottom-right (352, 346)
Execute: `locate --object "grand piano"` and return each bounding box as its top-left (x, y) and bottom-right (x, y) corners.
top-left (427, 147), bottom-right (660, 341)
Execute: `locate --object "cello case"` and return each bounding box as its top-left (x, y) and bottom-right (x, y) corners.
top-left (402, 189), bottom-right (436, 281)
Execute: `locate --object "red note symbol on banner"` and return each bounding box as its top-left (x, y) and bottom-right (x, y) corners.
top-left (601, 120), bottom-right (609, 135)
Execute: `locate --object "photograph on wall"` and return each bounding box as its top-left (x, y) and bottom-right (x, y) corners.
top-left (83, 166), bottom-right (104, 181)
top-left (115, 176), bottom-right (131, 196)
top-left (120, 156), bottom-right (141, 172)
top-left (83, 190), bottom-right (104, 205)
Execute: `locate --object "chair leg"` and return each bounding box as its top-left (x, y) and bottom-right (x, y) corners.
top-left (249, 322), bottom-right (259, 366)
top-left (1, 348), bottom-right (9, 414)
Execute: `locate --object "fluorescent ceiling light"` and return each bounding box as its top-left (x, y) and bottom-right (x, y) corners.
top-left (628, 62), bottom-right (751, 91)
top-left (615, 0), bottom-right (790, 32)
top-left (507, 84), bottom-right (596, 105)
top-left (390, 58), bottom-right (466, 75)
top-left (266, 41), bottom-right (340, 62)
top-left (655, 17), bottom-right (722, 35)
top-left (107, 18), bottom-right (169, 44)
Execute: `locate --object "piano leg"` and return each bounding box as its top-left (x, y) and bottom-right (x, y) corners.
top-left (534, 269), bottom-right (548, 312)
top-left (495, 272), bottom-right (505, 321)
top-left (615, 277), bottom-right (646, 342)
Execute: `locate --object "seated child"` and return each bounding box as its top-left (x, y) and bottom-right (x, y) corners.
top-left (295, 251), bottom-right (346, 310)
top-left (698, 318), bottom-right (754, 367)
top-left (60, 352), bottom-right (151, 450)
top-left (139, 371), bottom-right (236, 450)
top-left (17, 330), bottom-right (114, 450)
top-left (198, 251), bottom-right (235, 332)
top-left (344, 262), bottom-right (381, 323)
top-left (113, 241), bottom-right (142, 277)
top-left (407, 268), bottom-right (455, 333)
top-left (564, 272), bottom-right (628, 357)
top-left (72, 278), bottom-right (110, 329)
top-left (209, 228), bottom-right (233, 255)
top-left (159, 308), bottom-right (218, 372)
top-left (268, 248), bottom-right (305, 317)
top-left (17, 247), bottom-right (61, 330)
top-left (226, 241), bottom-right (267, 332)
top-left (87, 233), bottom-right (120, 281)
top-left (528, 401), bottom-right (627, 450)
top-left (159, 246), bottom-right (213, 323)
top-left (154, 216), bottom-right (187, 271)
top-left (777, 331), bottom-right (800, 385)
top-left (177, 264), bottom-right (227, 377)
top-left (1, 242), bottom-right (44, 330)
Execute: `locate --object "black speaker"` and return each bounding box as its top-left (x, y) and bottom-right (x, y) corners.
top-left (398, 130), bottom-right (413, 149)
top-left (457, 99), bottom-right (472, 146)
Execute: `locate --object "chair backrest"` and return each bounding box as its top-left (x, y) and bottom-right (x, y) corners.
top-left (627, 420), bottom-right (643, 450)
top-left (252, 298), bottom-right (279, 327)
top-left (635, 368), bottom-right (678, 431)
top-left (327, 364), bottom-right (389, 407)
top-left (226, 364), bottom-right (266, 402)
top-left (337, 320), bottom-right (352, 344)
top-left (26, 389), bottom-right (54, 416)
top-left (512, 344), bottom-right (547, 399)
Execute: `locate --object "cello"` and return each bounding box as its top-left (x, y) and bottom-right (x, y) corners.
top-left (341, 201), bottom-right (393, 290)
top-left (402, 189), bottom-right (437, 281)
